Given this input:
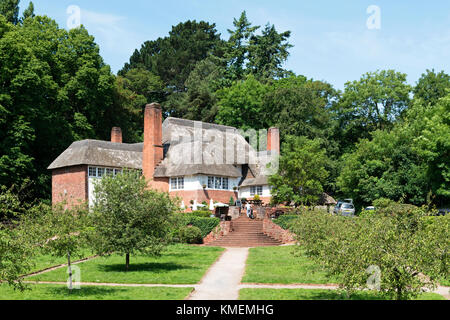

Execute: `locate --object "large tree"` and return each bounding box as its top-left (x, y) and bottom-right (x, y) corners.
top-left (91, 170), bottom-right (177, 271)
top-left (120, 20), bottom-right (224, 95)
top-left (269, 136), bottom-right (329, 206)
top-left (414, 69), bottom-right (450, 106)
top-left (0, 16), bottom-right (132, 200)
top-left (247, 23), bottom-right (292, 80)
top-left (0, 0), bottom-right (19, 24)
top-left (337, 93), bottom-right (450, 208)
top-left (334, 70), bottom-right (412, 152)
top-left (225, 11), bottom-right (259, 81)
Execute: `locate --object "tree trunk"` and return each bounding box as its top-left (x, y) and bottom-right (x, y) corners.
top-left (67, 252), bottom-right (72, 293)
top-left (125, 253), bottom-right (130, 272)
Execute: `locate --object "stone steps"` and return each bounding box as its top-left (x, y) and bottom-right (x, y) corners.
top-left (206, 216), bottom-right (282, 247)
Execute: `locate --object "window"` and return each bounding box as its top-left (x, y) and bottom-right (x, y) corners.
top-left (208, 176), bottom-right (214, 189)
top-left (222, 178), bottom-right (229, 190)
top-left (215, 177), bottom-right (222, 189)
top-left (89, 167), bottom-right (96, 177)
top-left (207, 176), bottom-right (230, 190)
top-left (89, 167), bottom-right (124, 178)
top-left (250, 186), bottom-right (263, 196)
top-left (171, 177), bottom-right (184, 190)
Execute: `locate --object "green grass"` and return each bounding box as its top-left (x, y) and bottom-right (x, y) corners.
top-left (439, 278), bottom-right (450, 286)
top-left (242, 246), bottom-right (339, 284)
top-left (27, 244), bottom-right (224, 285)
top-left (29, 248), bottom-right (94, 274)
top-left (239, 288), bottom-right (446, 300)
top-left (0, 284), bottom-right (192, 300)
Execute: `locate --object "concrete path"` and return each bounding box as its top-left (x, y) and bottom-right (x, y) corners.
top-left (188, 247), bottom-right (249, 300)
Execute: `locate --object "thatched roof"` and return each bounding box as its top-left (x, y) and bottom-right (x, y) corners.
top-left (48, 117), bottom-right (275, 184)
top-left (240, 175), bottom-right (269, 187)
top-left (48, 140), bottom-right (142, 170)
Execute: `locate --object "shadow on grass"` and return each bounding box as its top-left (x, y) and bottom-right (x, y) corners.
top-left (305, 291), bottom-right (384, 300)
top-left (98, 262), bottom-right (191, 273)
top-left (47, 286), bottom-right (127, 297)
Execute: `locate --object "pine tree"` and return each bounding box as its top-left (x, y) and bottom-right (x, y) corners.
top-left (22, 1), bottom-right (34, 21)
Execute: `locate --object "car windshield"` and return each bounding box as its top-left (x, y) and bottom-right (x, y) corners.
top-left (342, 204), bottom-right (354, 209)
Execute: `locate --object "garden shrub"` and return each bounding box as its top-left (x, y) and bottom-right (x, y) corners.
top-left (185, 216), bottom-right (220, 238)
top-left (273, 215), bottom-right (299, 230)
top-left (179, 226), bottom-right (203, 244)
top-left (190, 210), bottom-right (212, 218)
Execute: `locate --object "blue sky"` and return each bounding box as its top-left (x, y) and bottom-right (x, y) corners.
top-left (24, 0), bottom-right (450, 90)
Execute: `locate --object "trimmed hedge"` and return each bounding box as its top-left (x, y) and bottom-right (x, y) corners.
top-left (185, 216), bottom-right (220, 238)
top-left (273, 215), bottom-right (299, 230)
top-left (189, 210), bottom-right (213, 218)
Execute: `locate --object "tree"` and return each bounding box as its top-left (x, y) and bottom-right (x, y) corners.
top-left (180, 57), bottom-right (226, 122)
top-left (292, 209), bottom-right (449, 300)
top-left (334, 70), bottom-right (412, 151)
top-left (269, 136), bottom-right (329, 206)
top-left (0, 0), bottom-right (19, 24)
top-left (21, 1), bottom-right (34, 21)
top-left (120, 20), bottom-right (224, 96)
top-left (337, 93), bottom-right (450, 208)
top-left (91, 170), bottom-right (177, 271)
top-left (215, 75), bottom-right (268, 130)
top-left (414, 69), bottom-right (450, 106)
top-left (225, 11), bottom-right (259, 81)
top-left (0, 227), bottom-right (33, 290)
top-left (35, 201), bottom-right (91, 292)
top-left (0, 15), bottom-right (123, 201)
top-left (247, 23), bottom-right (292, 80)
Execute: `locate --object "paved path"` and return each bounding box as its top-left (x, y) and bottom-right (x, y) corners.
top-left (188, 247), bottom-right (249, 300)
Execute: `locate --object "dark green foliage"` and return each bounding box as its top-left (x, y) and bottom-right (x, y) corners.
top-left (273, 215), bottom-right (299, 230)
top-left (184, 216), bottom-right (220, 238)
top-left (0, 0), bottom-right (19, 24)
top-left (414, 69), bottom-right (450, 106)
top-left (179, 226), bottom-right (203, 244)
top-left (189, 210), bottom-right (212, 218)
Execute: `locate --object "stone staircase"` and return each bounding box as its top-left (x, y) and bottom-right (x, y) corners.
top-left (206, 216), bottom-right (282, 247)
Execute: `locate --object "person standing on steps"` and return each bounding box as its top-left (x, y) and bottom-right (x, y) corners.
top-left (246, 202), bottom-right (251, 218)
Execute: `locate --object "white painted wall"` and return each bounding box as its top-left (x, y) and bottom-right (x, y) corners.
top-left (239, 185), bottom-right (272, 198)
top-left (169, 175), bottom-right (241, 192)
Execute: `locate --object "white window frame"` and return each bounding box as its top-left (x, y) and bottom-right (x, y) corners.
top-left (170, 177), bottom-right (185, 190)
top-left (207, 176), bottom-right (230, 190)
top-left (250, 186), bottom-right (263, 196)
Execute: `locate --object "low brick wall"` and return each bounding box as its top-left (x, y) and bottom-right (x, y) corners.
top-left (262, 218), bottom-right (296, 244)
top-left (203, 221), bottom-right (232, 245)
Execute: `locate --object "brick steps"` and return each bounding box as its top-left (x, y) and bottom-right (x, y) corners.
top-left (206, 216), bottom-right (282, 247)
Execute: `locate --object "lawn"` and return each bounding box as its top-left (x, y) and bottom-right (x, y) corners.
top-left (0, 284), bottom-right (193, 300)
top-left (242, 246), bottom-right (339, 284)
top-left (27, 244), bottom-right (224, 285)
top-left (29, 248), bottom-right (94, 274)
top-left (239, 288), bottom-right (446, 300)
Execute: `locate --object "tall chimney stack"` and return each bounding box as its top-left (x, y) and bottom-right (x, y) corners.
top-left (111, 127), bottom-right (122, 143)
top-left (143, 103), bottom-right (164, 183)
top-left (267, 127), bottom-right (280, 155)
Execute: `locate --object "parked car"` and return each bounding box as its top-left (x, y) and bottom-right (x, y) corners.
top-left (334, 199), bottom-right (354, 214)
top-left (365, 206), bottom-right (376, 211)
top-left (333, 201), bottom-right (344, 214)
top-left (437, 208), bottom-right (450, 216)
top-left (338, 203), bottom-right (356, 216)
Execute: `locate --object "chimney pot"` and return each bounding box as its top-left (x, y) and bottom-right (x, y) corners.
top-left (111, 127), bottom-right (122, 143)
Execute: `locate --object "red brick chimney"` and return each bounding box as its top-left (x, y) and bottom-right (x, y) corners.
top-left (267, 127), bottom-right (280, 154)
top-left (143, 103), bottom-right (164, 185)
top-left (111, 127), bottom-right (122, 143)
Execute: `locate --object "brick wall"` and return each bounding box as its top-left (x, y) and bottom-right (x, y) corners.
top-left (203, 221), bottom-right (232, 244)
top-left (262, 218), bottom-right (296, 244)
top-left (52, 165), bottom-right (88, 207)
